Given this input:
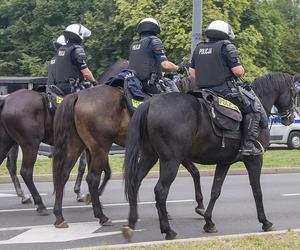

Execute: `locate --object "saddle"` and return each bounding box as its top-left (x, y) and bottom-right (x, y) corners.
top-left (106, 70), bottom-right (179, 114)
top-left (47, 85), bottom-right (65, 113)
top-left (47, 82), bottom-right (95, 113)
top-left (189, 90), bottom-right (243, 141)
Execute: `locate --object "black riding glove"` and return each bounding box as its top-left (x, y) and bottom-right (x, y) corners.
top-left (91, 80), bottom-right (99, 86)
top-left (177, 65), bottom-right (186, 74)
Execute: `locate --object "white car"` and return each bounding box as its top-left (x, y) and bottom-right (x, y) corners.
top-left (269, 110), bottom-right (300, 149)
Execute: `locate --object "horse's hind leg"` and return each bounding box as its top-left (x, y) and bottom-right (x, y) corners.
top-left (244, 156), bottom-right (273, 232)
top-left (74, 151), bottom-right (87, 202)
top-left (7, 144), bottom-right (31, 204)
top-left (122, 151), bottom-right (158, 240)
top-left (154, 159), bottom-right (180, 240)
top-left (98, 160), bottom-right (111, 196)
top-left (203, 163), bottom-right (230, 233)
top-left (53, 140), bottom-right (84, 228)
top-left (20, 144), bottom-right (49, 215)
top-left (182, 159), bottom-right (205, 216)
top-left (85, 148), bottom-right (113, 225)
top-left (84, 156), bottom-right (112, 206)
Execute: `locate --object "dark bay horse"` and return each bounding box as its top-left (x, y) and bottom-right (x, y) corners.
top-left (122, 72), bottom-right (296, 240)
top-left (52, 75), bottom-right (205, 228)
top-left (0, 59), bottom-right (129, 214)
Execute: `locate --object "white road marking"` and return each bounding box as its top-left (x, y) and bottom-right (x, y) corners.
top-left (281, 193), bottom-right (300, 197)
top-left (0, 219), bottom-right (127, 232)
top-left (0, 199), bottom-right (194, 213)
top-left (0, 220), bottom-right (144, 244)
top-left (0, 193), bottom-right (47, 198)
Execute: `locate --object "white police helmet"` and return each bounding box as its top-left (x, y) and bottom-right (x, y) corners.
top-left (53, 35), bottom-right (66, 50)
top-left (137, 18), bottom-right (161, 35)
top-left (63, 24), bottom-right (91, 41)
top-left (205, 20), bottom-right (235, 40)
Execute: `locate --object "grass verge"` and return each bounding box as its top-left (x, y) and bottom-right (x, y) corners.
top-left (0, 149), bottom-right (300, 176)
top-left (98, 231), bottom-right (300, 250)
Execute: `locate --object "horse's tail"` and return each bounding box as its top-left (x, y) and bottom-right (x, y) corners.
top-left (124, 101), bottom-right (150, 200)
top-left (53, 93), bottom-right (79, 194)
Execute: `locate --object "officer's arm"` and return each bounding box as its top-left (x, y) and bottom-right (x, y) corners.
top-left (81, 68), bottom-right (96, 82)
top-left (225, 43), bottom-right (245, 77)
top-left (189, 67), bottom-right (196, 81)
top-left (73, 47), bottom-right (96, 82)
top-left (151, 37), bottom-right (179, 73)
top-left (231, 66), bottom-right (245, 77)
top-left (161, 61), bottom-right (179, 73)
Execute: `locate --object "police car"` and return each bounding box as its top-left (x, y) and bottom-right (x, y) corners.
top-left (269, 108), bottom-right (300, 149)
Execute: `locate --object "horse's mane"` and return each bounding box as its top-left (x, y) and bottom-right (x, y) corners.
top-left (252, 72), bottom-right (293, 97)
top-left (97, 58), bottom-right (129, 84)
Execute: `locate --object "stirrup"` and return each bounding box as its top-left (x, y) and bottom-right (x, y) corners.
top-left (239, 147), bottom-right (263, 156)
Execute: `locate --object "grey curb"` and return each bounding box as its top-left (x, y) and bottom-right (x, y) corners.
top-left (1, 167), bottom-right (300, 183)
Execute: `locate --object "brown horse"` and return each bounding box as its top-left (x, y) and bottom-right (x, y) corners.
top-left (0, 59), bottom-right (129, 214)
top-left (52, 74), bottom-right (204, 228)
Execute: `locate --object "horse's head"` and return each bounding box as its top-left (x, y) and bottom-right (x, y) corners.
top-left (253, 72), bottom-right (296, 126)
top-left (273, 74), bottom-right (297, 126)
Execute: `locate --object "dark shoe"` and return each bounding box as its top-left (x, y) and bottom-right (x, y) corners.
top-left (240, 141), bottom-right (263, 156)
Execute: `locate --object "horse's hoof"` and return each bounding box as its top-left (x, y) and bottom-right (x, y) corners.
top-left (21, 195), bottom-right (32, 204)
top-left (262, 222), bottom-right (274, 232)
top-left (167, 213), bottom-right (173, 220)
top-left (122, 226), bottom-right (134, 241)
top-left (100, 218), bottom-right (113, 226)
top-left (76, 193), bottom-right (85, 203)
top-left (54, 221), bottom-right (69, 228)
top-left (37, 207), bottom-right (50, 216)
top-left (195, 207), bottom-right (205, 217)
top-left (85, 193), bottom-right (91, 205)
top-left (165, 229), bottom-right (177, 240)
top-left (203, 223), bottom-right (218, 233)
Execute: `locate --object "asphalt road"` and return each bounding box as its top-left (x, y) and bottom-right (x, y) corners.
top-left (0, 173), bottom-right (300, 249)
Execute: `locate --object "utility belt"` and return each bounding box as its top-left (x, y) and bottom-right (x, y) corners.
top-left (142, 73), bottom-right (179, 95)
top-left (56, 78), bottom-right (94, 95)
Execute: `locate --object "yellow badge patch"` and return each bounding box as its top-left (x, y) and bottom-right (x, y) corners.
top-left (218, 97), bottom-right (241, 113)
top-left (132, 99), bottom-right (144, 108)
top-left (56, 96), bottom-right (64, 104)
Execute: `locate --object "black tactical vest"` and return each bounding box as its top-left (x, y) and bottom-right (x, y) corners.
top-left (129, 36), bottom-right (161, 81)
top-left (194, 40), bottom-right (234, 88)
top-left (47, 56), bottom-right (57, 85)
top-left (54, 44), bottom-right (84, 84)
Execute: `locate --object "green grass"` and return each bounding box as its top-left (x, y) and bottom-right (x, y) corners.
top-left (99, 231), bottom-right (300, 250)
top-left (0, 149), bottom-right (300, 176)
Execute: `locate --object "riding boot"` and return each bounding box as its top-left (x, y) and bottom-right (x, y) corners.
top-left (240, 112), bottom-right (263, 156)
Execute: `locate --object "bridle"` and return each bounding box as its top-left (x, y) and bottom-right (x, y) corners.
top-left (270, 76), bottom-right (296, 121)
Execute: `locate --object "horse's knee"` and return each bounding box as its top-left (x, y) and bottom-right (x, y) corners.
top-left (211, 189), bottom-right (221, 200)
top-left (104, 168), bottom-right (112, 179)
top-left (86, 172), bottom-right (100, 187)
top-left (20, 167), bottom-right (32, 180)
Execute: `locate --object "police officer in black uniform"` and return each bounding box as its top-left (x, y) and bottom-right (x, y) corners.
top-left (52, 24), bottom-right (96, 96)
top-left (47, 35), bottom-right (66, 89)
top-left (189, 20), bottom-right (264, 156)
top-left (128, 17), bottom-right (185, 94)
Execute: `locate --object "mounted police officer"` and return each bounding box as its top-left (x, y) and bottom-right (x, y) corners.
top-left (128, 17), bottom-right (185, 94)
top-left (47, 35), bottom-right (66, 88)
top-left (189, 20), bottom-right (266, 156)
top-left (52, 24), bottom-right (96, 96)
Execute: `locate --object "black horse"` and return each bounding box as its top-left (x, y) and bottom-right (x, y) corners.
top-left (122, 72), bottom-right (296, 240)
